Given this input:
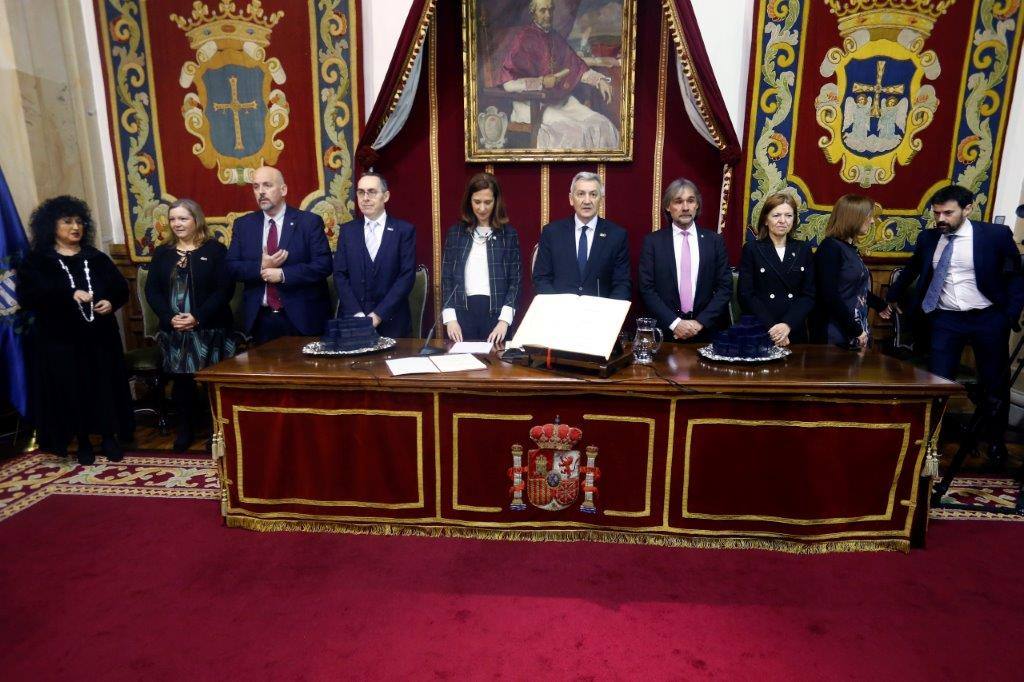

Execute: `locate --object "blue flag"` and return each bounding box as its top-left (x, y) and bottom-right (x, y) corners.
top-left (0, 165), bottom-right (30, 416)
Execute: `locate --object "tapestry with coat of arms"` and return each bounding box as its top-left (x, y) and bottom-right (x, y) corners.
top-left (741, 0), bottom-right (1024, 255)
top-left (94, 0), bottom-right (361, 262)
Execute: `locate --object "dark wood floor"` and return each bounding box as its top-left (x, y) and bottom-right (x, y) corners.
top-left (129, 420), bottom-right (211, 453)
top-left (0, 411), bottom-right (209, 458)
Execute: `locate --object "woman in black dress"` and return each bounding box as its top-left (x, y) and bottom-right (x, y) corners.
top-left (738, 192), bottom-right (815, 346)
top-left (145, 198), bottom-right (235, 451)
top-left (440, 173), bottom-right (521, 344)
top-left (18, 196), bottom-right (133, 464)
top-left (811, 193), bottom-right (886, 348)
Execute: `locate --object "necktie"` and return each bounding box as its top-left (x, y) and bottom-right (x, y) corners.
top-left (265, 218), bottom-right (283, 311)
top-left (577, 225), bottom-right (589, 279)
top-left (678, 230), bottom-right (693, 313)
top-left (366, 221), bottom-right (379, 261)
top-left (922, 233), bottom-right (957, 313)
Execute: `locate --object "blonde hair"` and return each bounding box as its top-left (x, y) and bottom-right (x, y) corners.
top-left (166, 198), bottom-right (210, 247)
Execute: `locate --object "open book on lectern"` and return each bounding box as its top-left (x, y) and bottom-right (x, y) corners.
top-left (507, 294), bottom-right (631, 360)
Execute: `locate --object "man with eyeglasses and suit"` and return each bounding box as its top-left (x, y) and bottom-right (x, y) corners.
top-left (333, 172), bottom-right (416, 338)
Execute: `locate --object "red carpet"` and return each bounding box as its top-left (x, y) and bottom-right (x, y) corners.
top-left (2, 495), bottom-right (1023, 680)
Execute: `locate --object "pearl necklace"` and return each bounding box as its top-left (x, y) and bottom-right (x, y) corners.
top-left (57, 256), bottom-right (94, 322)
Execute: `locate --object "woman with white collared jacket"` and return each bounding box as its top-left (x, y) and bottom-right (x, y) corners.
top-left (738, 192), bottom-right (815, 346)
top-left (441, 173), bottom-right (522, 345)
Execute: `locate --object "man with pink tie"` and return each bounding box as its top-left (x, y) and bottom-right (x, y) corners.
top-left (638, 178), bottom-right (732, 343)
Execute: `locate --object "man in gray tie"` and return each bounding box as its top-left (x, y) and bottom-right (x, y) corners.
top-left (883, 184), bottom-right (1024, 464)
top-left (333, 172), bottom-right (416, 337)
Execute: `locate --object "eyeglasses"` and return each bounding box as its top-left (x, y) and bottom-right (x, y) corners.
top-left (356, 189), bottom-right (382, 198)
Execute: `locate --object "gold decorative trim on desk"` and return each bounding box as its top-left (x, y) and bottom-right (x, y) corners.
top-left (233, 405), bottom-right (425, 509)
top-left (451, 412), bottom-right (533, 513)
top-left (583, 413), bottom-right (655, 518)
top-left (681, 418), bottom-right (912, 525)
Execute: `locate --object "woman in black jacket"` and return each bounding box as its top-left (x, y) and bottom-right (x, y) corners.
top-left (145, 198), bottom-right (235, 451)
top-left (738, 192), bottom-right (815, 346)
top-left (440, 172), bottom-right (521, 344)
top-left (18, 196), bottom-right (134, 463)
top-left (811, 193), bottom-right (886, 349)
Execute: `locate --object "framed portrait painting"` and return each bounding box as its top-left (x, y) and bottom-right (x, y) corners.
top-left (462, 0), bottom-right (637, 163)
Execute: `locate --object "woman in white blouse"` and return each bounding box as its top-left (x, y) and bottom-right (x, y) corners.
top-left (440, 173), bottom-right (522, 344)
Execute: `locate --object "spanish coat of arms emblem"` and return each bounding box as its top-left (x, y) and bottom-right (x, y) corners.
top-left (508, 420), bottom-right (600, 513)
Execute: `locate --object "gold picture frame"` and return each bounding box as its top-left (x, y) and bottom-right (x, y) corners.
top-left (462, 0), bottom-right (637, 163)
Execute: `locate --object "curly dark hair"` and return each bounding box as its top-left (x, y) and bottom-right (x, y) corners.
top-left (29, 195), bottom-right (96, 253)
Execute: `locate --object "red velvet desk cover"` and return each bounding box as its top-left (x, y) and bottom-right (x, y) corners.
top-left (202, 340), bottom-right (959, 553)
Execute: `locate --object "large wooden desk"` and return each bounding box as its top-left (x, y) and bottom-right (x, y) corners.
top-left (199, 339), bottom-right (961, 553)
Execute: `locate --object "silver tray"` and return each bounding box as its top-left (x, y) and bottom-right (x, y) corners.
top-left (302, 337), bottom-right (397, 356)
top-left (697, 344), bottom-right (791, 363)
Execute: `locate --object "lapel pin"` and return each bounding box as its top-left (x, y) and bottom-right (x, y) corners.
top-left (599, 232), bottom-right (607, 238)
top-left (200, 256), bottom-right (208, 261)
top-left (386, 226), bottom-right (394, 231)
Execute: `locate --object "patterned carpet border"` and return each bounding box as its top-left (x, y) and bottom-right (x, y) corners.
top-left (1, 454), bottom-right (1021, 524)
top-left (932, 476), bottom-right (1023, 522)
top-left (0, 453), bottom-right (219, 522)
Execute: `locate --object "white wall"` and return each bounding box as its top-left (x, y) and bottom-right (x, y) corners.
top-left (359, 0), bottom-right (1024, 228)
top-left (361, 0), bottom-right (415, 119)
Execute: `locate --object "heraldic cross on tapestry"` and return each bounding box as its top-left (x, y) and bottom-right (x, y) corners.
top-left (814, 0), bottom-right (955, 188)
top-left (508, 420), bottom-right (600, 514)
top-left (170, 0), bottom-right (291, 185)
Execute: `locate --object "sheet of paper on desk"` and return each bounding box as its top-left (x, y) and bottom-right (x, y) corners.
top-left (386, 354), bottom-right (487, 375)
top-left (509, 294), bottom-right (630, 359)
top-left (429, 354), bottom-right (487, 372)
top-left (448, 341), bottom-right (493, 354)
top-left (386, 357), bottom-right (440, 376)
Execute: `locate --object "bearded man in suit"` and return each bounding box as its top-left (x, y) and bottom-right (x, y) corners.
top-left (638, 177), bottom-right (732, 343)
top-left (883, 184), bottom-right (1024, 465)
top-left (226, 166), bottom-right (333, 345)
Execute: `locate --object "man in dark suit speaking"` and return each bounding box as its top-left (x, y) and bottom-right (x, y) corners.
top-left (638, 177), bottom-right (732, 342)
top-left (882, 184), bottom-right (1024, 463)
top-left (532, 171), bottom-right (630, 300)
top-left (226, 166), bottom-right (333, 344)
top-left (333, 172), bottom-right (416, 338)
